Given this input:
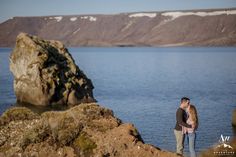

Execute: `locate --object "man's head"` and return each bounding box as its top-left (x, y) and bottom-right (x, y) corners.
top-left (180, 97), bottom-right (190, 109)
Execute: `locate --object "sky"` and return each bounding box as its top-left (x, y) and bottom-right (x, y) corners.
top-left (1, 0), bottom-right (236, 23)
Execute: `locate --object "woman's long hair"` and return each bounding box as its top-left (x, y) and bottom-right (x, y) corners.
top-left (189, 104), bottom-right (199, 130)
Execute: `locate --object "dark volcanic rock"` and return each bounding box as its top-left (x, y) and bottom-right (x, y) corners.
top-left (0, 103), bottom-right (179, 157)
top-left (10, 33), bottom-right (95, 106)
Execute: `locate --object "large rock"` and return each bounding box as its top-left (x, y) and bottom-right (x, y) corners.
top-left (10, 33), bottom-right (95, 106)
top-left (0, 103), bottom-right (178, 157)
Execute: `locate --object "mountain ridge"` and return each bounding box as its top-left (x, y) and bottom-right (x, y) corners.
top-left (3, 7), bottom-right (236, 20)
top-left (1, 8), bottom-right (236, 47)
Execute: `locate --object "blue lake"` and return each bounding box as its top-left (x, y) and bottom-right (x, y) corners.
top-left (0, 47), bottom-right (236, 154)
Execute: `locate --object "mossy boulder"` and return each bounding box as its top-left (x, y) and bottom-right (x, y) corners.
top-left (10, 33), bottom-right (95, 106)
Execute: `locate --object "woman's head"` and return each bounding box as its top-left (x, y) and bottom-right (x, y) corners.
top-left (188, 104), bottom-right (198, 128)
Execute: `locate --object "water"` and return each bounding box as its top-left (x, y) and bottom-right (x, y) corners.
top-left (0, 47), bottom-right (236, 154)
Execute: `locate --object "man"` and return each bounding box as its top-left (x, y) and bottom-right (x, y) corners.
top-left (174, 97), bottom-right (192, 155)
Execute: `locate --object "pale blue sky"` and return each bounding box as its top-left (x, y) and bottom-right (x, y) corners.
top-left (1, 0), bottom-right (236, 23)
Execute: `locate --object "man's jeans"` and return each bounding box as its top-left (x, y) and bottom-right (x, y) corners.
top-left (174, 129), bottom-right (185, 155)
top-left (187, 132), bottom-right (196, 157)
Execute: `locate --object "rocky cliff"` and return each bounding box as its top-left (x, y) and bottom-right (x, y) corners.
top-left (0, 103), bottom-right (179, 157)
top-left (0, 8), bottom-right (236, 47)
top-left (10, 33), bottom-right (95, 106)
top-left (0, 34), bottom-right (180, 157)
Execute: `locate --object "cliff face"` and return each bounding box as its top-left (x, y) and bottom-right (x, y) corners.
top-left (0, 103), bottom-right (179, 157)
top-left (0, 8), bottom-right (236, 47)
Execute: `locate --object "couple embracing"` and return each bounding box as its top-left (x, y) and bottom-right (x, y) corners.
top-left (174, 97), bottom-right (198, 157)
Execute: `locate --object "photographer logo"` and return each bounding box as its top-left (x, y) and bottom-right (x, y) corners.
top-left (213, 134), bottom-right (235, 156)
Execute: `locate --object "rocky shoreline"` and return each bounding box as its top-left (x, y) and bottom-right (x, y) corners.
top-left (0, 103), bottom-right (179, 157)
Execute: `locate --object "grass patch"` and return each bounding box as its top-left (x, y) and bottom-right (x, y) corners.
top-left (73, 132), bottom-right (97, 155)
top-left (0, 107), bottom-right (39, 126)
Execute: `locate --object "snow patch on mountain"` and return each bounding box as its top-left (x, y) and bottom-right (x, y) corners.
top-left (129, 13), bottom-right (157, 18)
top-left (162, 10), bottom-right (236, 20)
top-left (70, 17), bottom-right (77, 21)
top-left (48, 16), bottom-right (63, 22)
top-left (81, 16), bottom-right (97, 22)
top-left (54, 17), bottom-right (63, 22)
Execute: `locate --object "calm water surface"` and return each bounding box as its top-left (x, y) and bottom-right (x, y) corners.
top-left (0, 47), bottom-right (236, 154)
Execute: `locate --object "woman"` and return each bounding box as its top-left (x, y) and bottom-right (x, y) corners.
top-left (182, 104), bottom-right (198, 157)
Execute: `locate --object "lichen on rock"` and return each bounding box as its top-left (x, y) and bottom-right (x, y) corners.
top-left (10, 33), bottom-right (95, 106)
